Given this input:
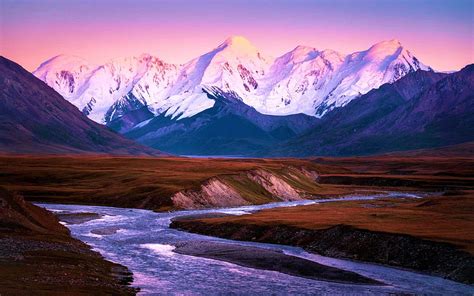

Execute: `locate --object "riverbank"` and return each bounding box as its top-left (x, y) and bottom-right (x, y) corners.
top-left (171, 192), bottom-right (474, 285)
top-left (0, 188), bottom-right (137, 295)
top-left (0, 155), bottom-right (326, 211)
top-left (1, 154), bottom-right (473, 212)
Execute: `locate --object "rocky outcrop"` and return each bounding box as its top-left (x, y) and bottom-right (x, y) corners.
top-left (171, 178), bottom-right (250, 209)
top-left (295, 167), bottom-right (320, 181)
top-left (170, 168), bottom-right (319, 209)
top-left (246, 169), bottom-right (303, 201)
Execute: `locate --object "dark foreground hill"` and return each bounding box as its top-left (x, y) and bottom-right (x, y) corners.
top-left (0, 56), bottom-right (162, 155)
top-left (0, 187), bottom-right (136, 294)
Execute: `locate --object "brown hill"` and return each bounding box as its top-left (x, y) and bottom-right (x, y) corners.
top-left (0, 187), bottom-right (136, 294)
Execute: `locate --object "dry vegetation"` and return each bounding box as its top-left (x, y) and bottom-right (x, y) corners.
top-left (1, 153), bottom-right (473, 285)
top-left (0, 155), bottom-right (332, 210)
top-left (188, 193), bottom-right (474, 253)
top-left (0, 154), bottom-right (472, 210)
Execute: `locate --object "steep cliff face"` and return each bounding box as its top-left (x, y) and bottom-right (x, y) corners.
top-left (246, 169), bottom-right (302, 201)
top-left (171, 178), bottom-right (249, 209)
top-left (170, 167), bottom-right (319, 209)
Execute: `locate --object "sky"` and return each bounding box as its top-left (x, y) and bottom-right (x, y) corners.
top-left (0, 0), bottom-right (472, 71)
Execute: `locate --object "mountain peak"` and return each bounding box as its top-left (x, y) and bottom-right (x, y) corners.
top-left (33, 54), bottom-right (94, 83)
top-left (0, 56), bottom-right (162, 155)
top-left (223, 35), bottom-right (252, 46)
top-left (34, 38), bottom-right (433, 124)
top-left (291, 45), bottom-right (319, 54)
top-left (368, 39), bottom-right (404, 54)
top-left (35, 54), bottom-right (91, 71)
top-left (218, 35), bottom-right (258, 54)
top-left (290, 45), bottom-right (319, 60)
top-left (359, 39), bottom-right (408, 62)
top-left (383, 38), bottom-right (402, 45)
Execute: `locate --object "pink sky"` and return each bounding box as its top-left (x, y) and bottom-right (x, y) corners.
top-left (1, 0), bottom-right (472, 71)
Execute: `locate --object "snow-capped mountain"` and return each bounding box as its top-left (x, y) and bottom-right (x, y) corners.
top-left (163, 36), bottom-right (271, 120)
top-left (34, 36), bottom-right (432, 124)
top-left (35, 54), bottom-right (181, 123)
top-left (253, 39), bottom-right (431, 117)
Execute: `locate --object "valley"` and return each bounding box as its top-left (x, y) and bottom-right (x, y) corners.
top-left (1, 1), bottom-right (472, 294)
top-left (1, 151), bottom-right (473, 293)
top-left (1, 150), bottom-right (472, 211)
top-left (0, 151), bottom-right (474, 283)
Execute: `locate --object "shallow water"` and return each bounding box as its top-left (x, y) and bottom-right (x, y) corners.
top-left (39, 193), bottom-right (474, 295)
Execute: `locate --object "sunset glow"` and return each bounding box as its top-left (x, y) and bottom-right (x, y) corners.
top-left (1, 0), bottom-right (472, 71)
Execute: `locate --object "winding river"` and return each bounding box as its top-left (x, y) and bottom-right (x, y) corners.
top-left (39, 193), bottom-right (474, 295)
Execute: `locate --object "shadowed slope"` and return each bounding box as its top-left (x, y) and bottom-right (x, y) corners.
top-left (269, 66), bottom-right (474, 156)
top-left (122, 87), bottom-right (318, 155)
top-left (0, 188), bottom-right (137, 294)
top-left (0, 56), bottom-right (162, 155)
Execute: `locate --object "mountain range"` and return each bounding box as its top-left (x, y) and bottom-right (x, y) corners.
top-left (122, 86), bottom-right (319, 155)
top-left (1, 35), bottom-right (472, 157)
top-left (268, 65), bottom-right (474, 156)
top-left (34, 36), bottom-right (430, 125)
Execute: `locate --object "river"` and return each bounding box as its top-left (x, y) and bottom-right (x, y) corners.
top-left (38, 192), bottom-right (474, 295)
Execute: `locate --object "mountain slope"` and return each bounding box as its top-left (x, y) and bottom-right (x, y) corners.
top-left (34, 54), bottom-right (181, 123)
top-left (269, 65), bottom-right (473, 156)
top-left (253, 39), bottom-right (431, 117)
top-left (0, 56), bottom-right (163, 155)
top-left (122, 87), bottom-right (318, 155)
top-left (34, 37), bottom-right (431, 125)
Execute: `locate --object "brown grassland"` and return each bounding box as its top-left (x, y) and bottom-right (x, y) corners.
top-left (0, 153), bottom-right (471, 205)
top-left (0, 154), bottom-right (472, 249)
top-left (182, 193), bottom-right (474, 253)
top-left (0, 155), bottom-right (341, 210)
top-left (0, 153), bottom-right (472, 211)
